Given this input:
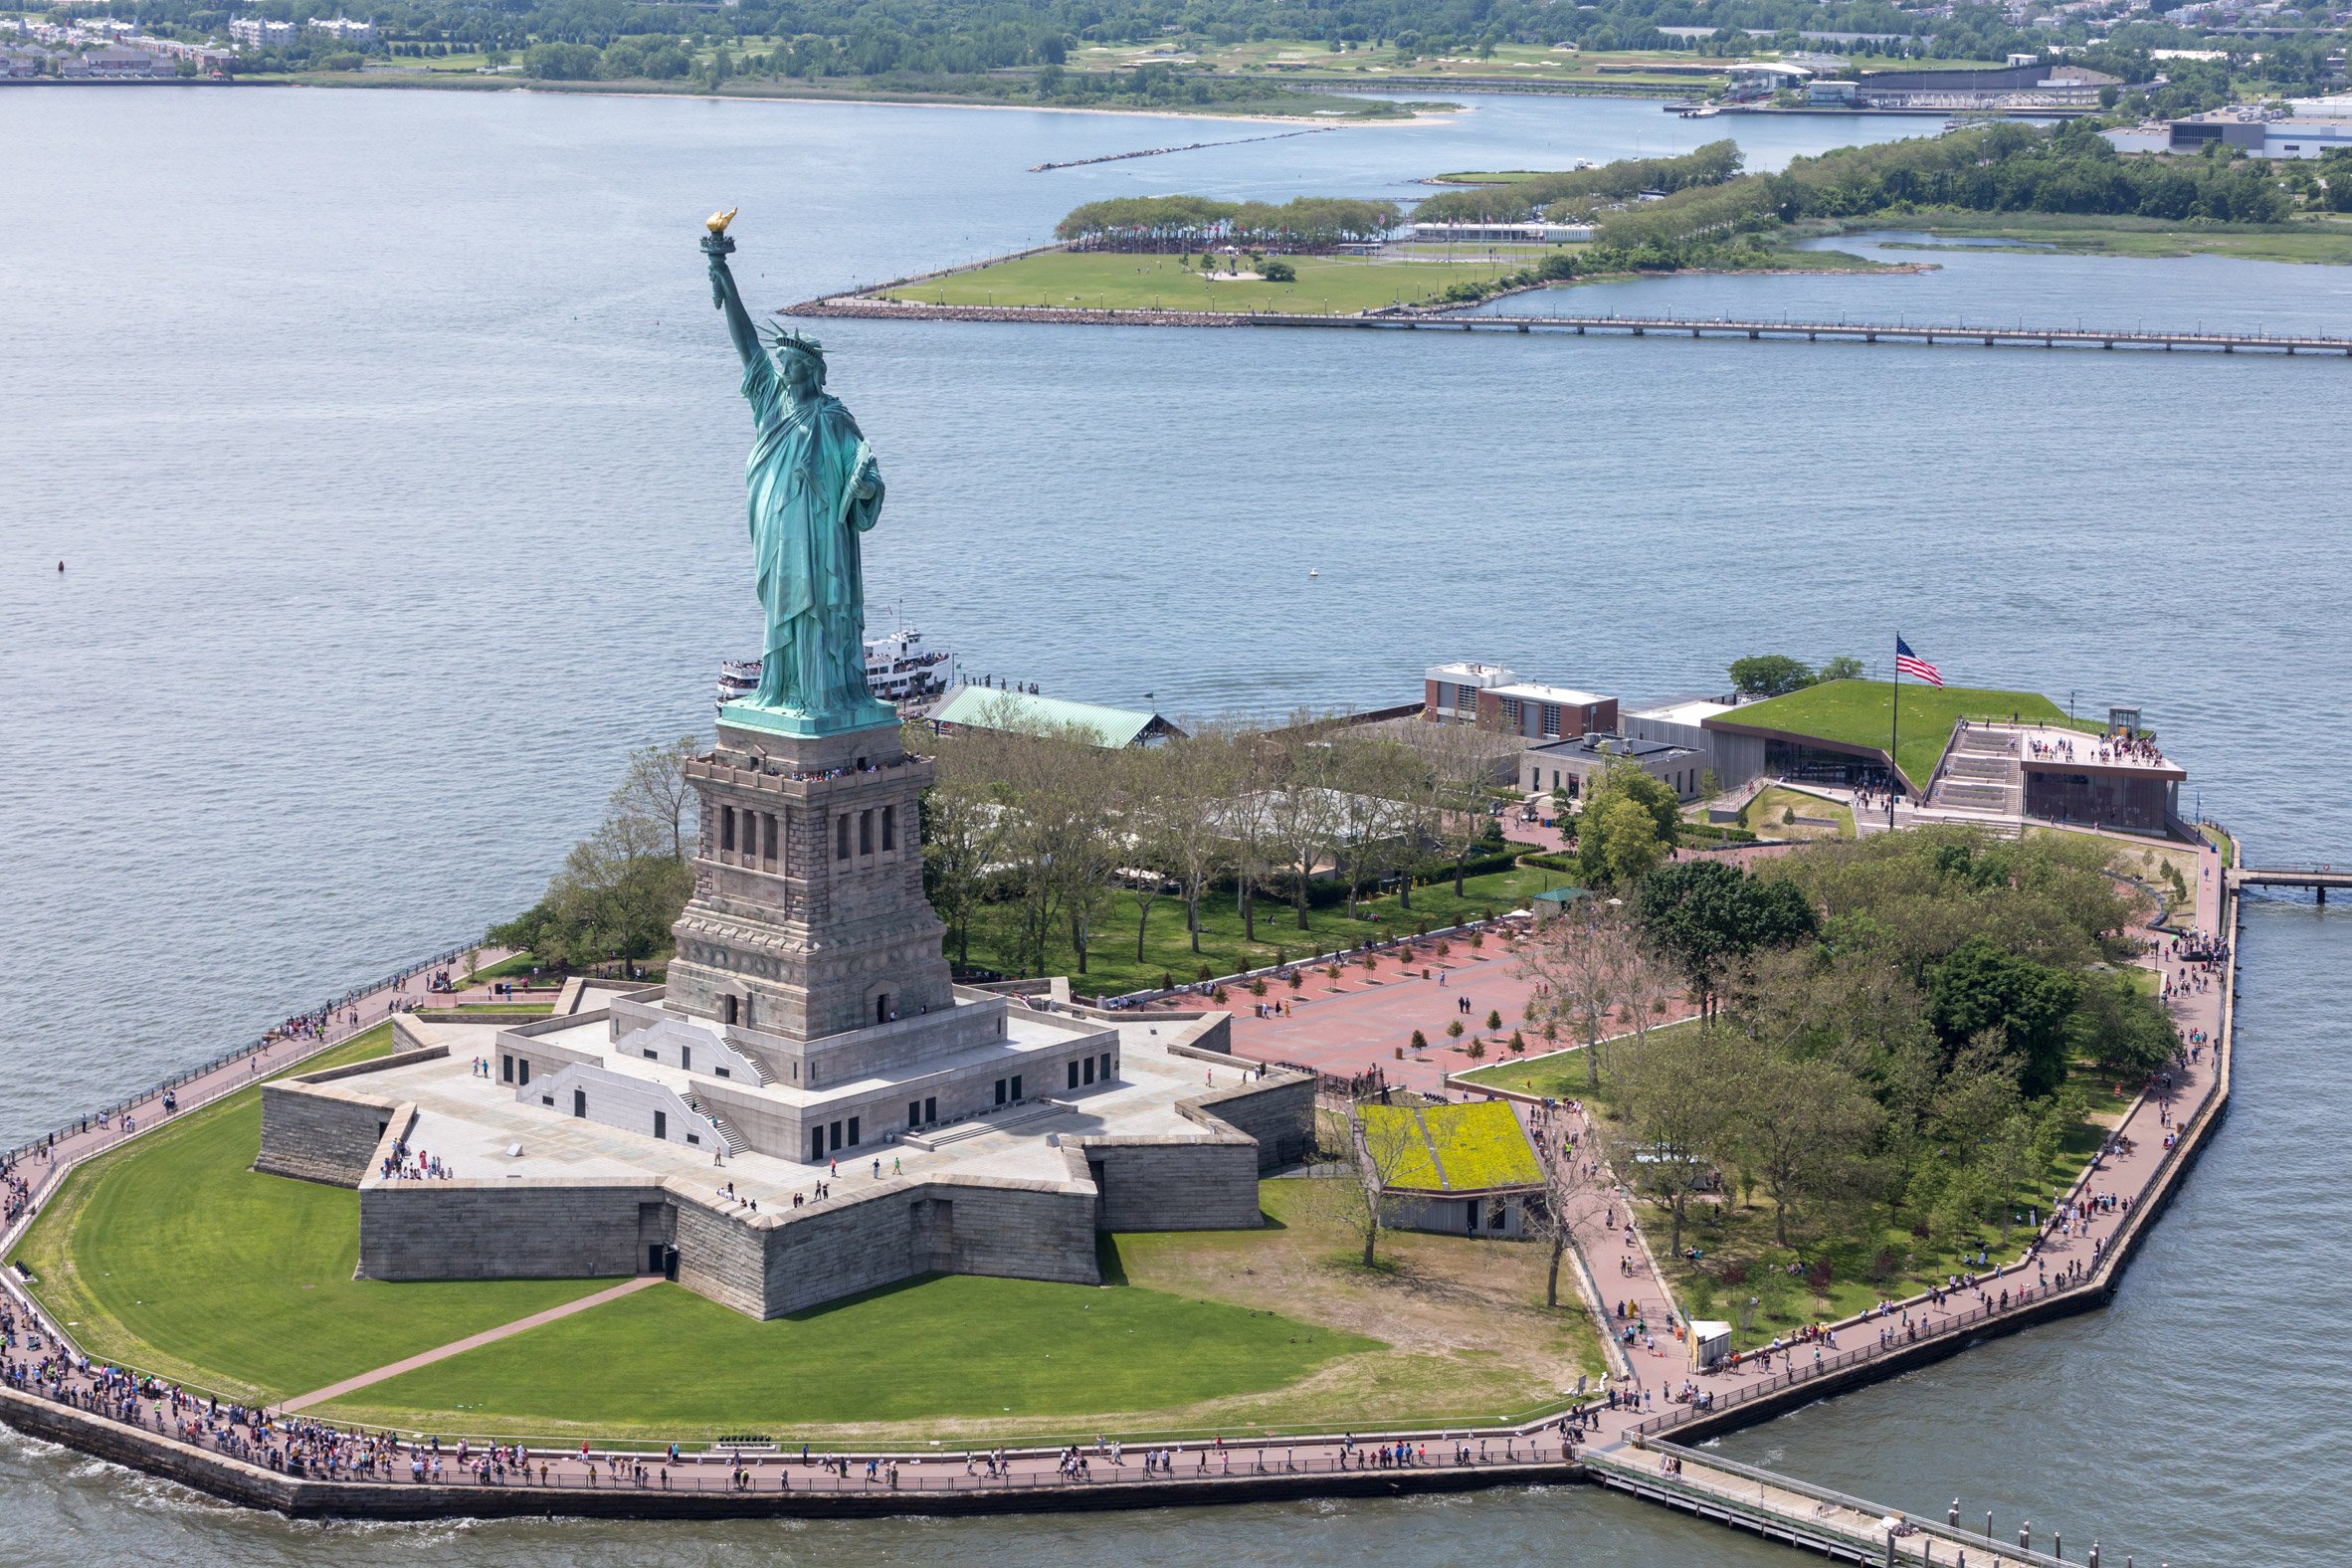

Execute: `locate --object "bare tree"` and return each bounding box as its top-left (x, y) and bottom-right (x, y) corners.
top-left (1603, 1023), bottom-right (1734, 1257)
top-left (1404, 717), bottom-right (1521, 897)
top-left (1345, 1101), bottom-right (1431, 1269)
top-left (1328, 731), bottom-right (1419, 921)
top-left (922, 725), bottom-right (1010, 973)
top-left (611, 735), bottom-right (701, 864)
top-left (1516, 908), bottom-right (1635, 1094)
top-left (1525, 1109), bottom-right (1614, 1310)
top-left (1224, 729), bottom-right (1278, 944)
top-left (1154, 725), bottom-right (1237, 956)
top-left (1258, 712), bottom-right (1346, 932)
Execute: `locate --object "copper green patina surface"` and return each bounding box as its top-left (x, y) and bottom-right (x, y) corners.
top-left (704, 219), bottom-right (896, 739)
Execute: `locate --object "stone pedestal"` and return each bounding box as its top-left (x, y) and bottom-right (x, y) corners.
top-left (667, 711), bottom-right (954, 1043)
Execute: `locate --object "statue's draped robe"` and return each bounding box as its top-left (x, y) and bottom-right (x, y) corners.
top-left (740, 351), bottom-right (883, 718)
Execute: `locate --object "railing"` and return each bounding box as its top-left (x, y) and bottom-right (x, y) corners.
top-left (1, 939), bottom-right (480, 1165)
top-left (1604, 1441), bottom-right (2080, 1568)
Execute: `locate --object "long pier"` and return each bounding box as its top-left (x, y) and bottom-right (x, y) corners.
top-left (793, 294), bottom-right (2352, 356)
top-left (2231, 863), bottom-right (2352, 900)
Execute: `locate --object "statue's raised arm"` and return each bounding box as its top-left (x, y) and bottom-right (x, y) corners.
top-left (700, 208), bottom-right (758, 368)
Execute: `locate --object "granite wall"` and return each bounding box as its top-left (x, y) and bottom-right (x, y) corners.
top-left (254, 1084), bottom-right (393, 1187)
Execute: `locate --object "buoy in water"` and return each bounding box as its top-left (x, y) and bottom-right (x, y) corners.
top-left (1308, 568), bottom-right (1318, 578)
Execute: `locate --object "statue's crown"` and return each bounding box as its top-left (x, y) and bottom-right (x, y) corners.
top-left (762, 324), bottom-right (826, 362)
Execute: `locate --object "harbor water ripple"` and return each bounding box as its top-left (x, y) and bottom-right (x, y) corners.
top-left (2, 84), bottom-right (2348, 1565)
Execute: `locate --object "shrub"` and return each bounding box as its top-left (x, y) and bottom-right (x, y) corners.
top-left (1273, 947), bottom-right (1286, 967)
top-left (1717, 1261), bottom-right (1748, 1286)
top-left (1447, 1019), bottom-right (1466, 1039)
top-left (1508, 1029), bottom-right (1526, 1055)
top-left (1435, 939), bottom-right (1451, 957)
top-left (1485, 1009), bottom-right (1503, 1031)
top-left (1286, 969), bottom-right (1302, 990)
top-left (1211, 986), bottom-right (1229, 1004)
top-left (1197, 963), bottom-right (1213, 983)
top-left (1262, 258), bottom-right (1296, 282)
top-left (1159, 971), bottom-right (1173, 990)
top-left (1410, 1029), bottom-right (1429, 1050)
top-left (1249, 976), bottom-right (1268, 997)
top-left (1470, 930), bottom-right (1484, 949)
top-left (1467, 1037), bottom-right (1486, 1061)
top-left (1806, 1259), bottom-right (1834, 1295)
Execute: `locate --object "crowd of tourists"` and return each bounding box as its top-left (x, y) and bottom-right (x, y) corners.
top-left (378, 1138), bottom-right (452, 1181)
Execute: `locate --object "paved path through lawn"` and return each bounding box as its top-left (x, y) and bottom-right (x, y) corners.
top-left (280, 1276), bottom-right (661, 1414)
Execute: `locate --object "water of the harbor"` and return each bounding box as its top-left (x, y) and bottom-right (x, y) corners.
top-left (4, 84), bottom-right (2349, 1565)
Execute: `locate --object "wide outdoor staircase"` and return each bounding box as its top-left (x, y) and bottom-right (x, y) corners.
top-left (1931, 726), bottom-right (2023, 815)
top-left (682, 1092), bottom-right (746, 1156)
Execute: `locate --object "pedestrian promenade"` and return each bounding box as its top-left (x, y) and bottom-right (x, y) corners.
top-left (0, 841), bottom-right (2236, 1536)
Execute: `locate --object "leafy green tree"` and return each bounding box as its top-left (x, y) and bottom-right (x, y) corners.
top-left (1728, 654), bottom-right (1816, 696)
top-left (1927, 936), bottom-right (2081, 1098)
top-left (1574, 758), bottom-right (1679, 887)
top-left (1639, 860), bottom-right (1817, 1015)
top-left (1818, 655), bottom-right (1865, 683)
top-left (2068, 970), bottom-right (2178, 1080)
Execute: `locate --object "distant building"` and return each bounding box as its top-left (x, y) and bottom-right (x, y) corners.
top-left (2166, 111), bottom-right (2352, 158)
top-left (1851, 63), bottom-right (2116, 110)
top-left (136, 36), bottom-right (235, 69)
top-left (1807, 80), bottom-right (1860, 105)
top-left (1422, 663), bottom-right (1616, 739)
top-left (1624, 695), bottom-right (1762, 787)
top-left (1520, 732), bottom-right (1706, 802)
top-left (1409, 221), bottom-right (1592, 244)
top-left (2102, 123), bottom-right (2172, 155)
top-left (63, 46), bottom-right (174, 78)
top-left (926, 685), bottom-right (1183, 748)
top-left (229, 17), bottom-right (295, 48)
top-left (309, 17), bottom-right (376, 42)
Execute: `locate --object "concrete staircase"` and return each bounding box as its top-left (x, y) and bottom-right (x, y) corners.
top-left (683, 1093), bottom-right (746, 1155)
top-left (1932, 727), bottom-right (2023, 815)
top-left (901, 1099), bottom-right (1073, 1151)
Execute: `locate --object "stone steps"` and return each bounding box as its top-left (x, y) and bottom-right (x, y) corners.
top-left (683, 1094), bottom-right (746, 1155)
top-left (901, 1099), bottom-right (1072, 1150)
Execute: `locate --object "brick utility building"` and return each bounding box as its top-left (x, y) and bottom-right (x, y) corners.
top-left (1424, 662), bottom-right (1617, 741)
top-left (258, 705), bottom-right (1309, 1320)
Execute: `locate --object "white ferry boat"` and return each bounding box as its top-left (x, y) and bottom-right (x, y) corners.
top-left (716, 626), bottom-right (957, 713)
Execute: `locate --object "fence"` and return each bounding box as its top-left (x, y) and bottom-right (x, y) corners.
top-left (1605, 1441), bottom-right (2081, 1568)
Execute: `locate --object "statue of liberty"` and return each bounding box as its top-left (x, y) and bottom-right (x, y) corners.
top-left (701, 211), bottom-right (893, 735)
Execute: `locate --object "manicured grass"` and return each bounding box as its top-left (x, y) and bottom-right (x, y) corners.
top-left (319, 1269), bottom-right (1371, 1440)
top-left (1742, 785), bottom-right (1856, 843)
top-left (1457, 1019), bottom-right (1702, 1101)
top-left (1722, 679), bottom-right (2077, 790)
top-left (964, 865), bottom-right (1549, 996)
top-left (880, 250), bottom-right (1537, 315)
top-left (9, 1029), bottom-right (605, 1404)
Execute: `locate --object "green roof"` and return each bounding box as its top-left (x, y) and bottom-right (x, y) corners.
top-left (1705, 679), bottom-right (2077, 791)
top-left (931, 686), bottom-right (1170, 748)
top-left (1359, 1100), bottom-right (1543, 1194)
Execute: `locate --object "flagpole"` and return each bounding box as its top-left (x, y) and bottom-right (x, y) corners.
top-left (1888, 640), bottom-right (1899, 829)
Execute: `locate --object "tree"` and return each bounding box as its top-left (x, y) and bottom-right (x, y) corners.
top-left (1155, 726), bottom-right (1237, 954)
top-left (1729, 1048), bottom-right (1885, 1247)
top-left (1327, 731), bottom-right (1418, 919)
top-left (1574, 758), bottom-right (1679, 888)
top-left (1606, 1023), bottom-right (1734, 1257)
top-left (1259, 714), bottom-right (1346, 932)
top-left (1344, 1103), bottom-right (1429, 1269)
top-left (612, 735), bottom-right (700, 864)
top-left (921, 726), bottom-right (1009, 972)
top-left (1517, 907), bottom-right (1634, 1092)
top-left (1727, 654), bottom-right (1816, 697)
top-left (1818, 655), bottom-right (1866, 683)
top-left (1639, 860), bottom-right (1816, 1016)
top-left (1404, 717), bottom-right (1520, 897)
top-left (1118, 745), bottom-right (1179, 962)
top-left (2068, 969), bottom-right (2178, 1080)
top-left (1927, 935), bottom-right (2081, 1098)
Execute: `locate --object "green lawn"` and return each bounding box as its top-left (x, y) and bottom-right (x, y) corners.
top-left (1457, 1019), bottom-right (1702, 1101)
top-left (318, 1268), bottom-right (1372, 1441)
top-left (1742, 785), bottom-right (1856, 842)
top-left (9, 1026), bottom-right (606, 1404)
top-left (1721, 679), bottom-right (2080, 790)
top-left (966, 865), bottom-right (1549, 996)
top-left (880, 250), bottom-right (1538, 315)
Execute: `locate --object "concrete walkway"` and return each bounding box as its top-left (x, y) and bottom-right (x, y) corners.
top-left (280, 1276), bottom-right (661, 1415)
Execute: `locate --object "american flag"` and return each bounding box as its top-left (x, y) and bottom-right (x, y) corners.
top-left (1894, 636), bottom-right (1943, 687)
